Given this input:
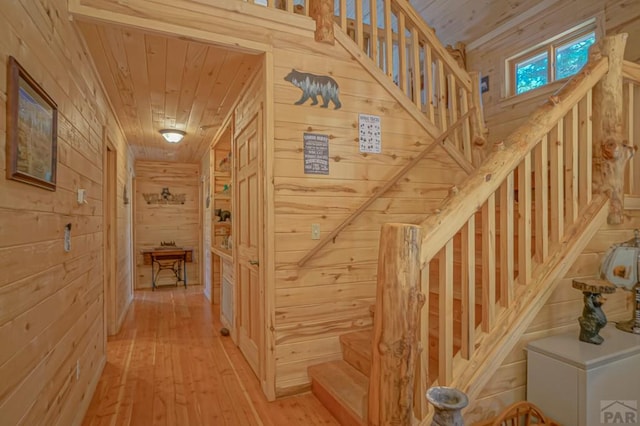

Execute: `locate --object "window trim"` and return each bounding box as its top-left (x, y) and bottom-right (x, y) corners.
top-left (506, 19), bottom-right (597, 96)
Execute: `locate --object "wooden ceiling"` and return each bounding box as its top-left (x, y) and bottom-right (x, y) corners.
top-left (77, 22), bottom-right (261, 163)
top-left (412, 0), bottom-right (557, 47)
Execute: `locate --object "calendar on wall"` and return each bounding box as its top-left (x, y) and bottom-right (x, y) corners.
top-left (358, 113), bottom-right (381, 153)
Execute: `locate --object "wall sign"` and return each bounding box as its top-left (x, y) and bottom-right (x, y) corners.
top-left (303, 133), bottom-right (329, 175)
top-left (359, 113), bottom-right (381, 153)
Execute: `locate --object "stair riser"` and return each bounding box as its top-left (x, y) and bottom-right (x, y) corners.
top-left (310, 380), bottom-right (366, 426)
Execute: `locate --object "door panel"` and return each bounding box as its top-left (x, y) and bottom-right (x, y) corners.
top-left (235, 110), bottom-right (263, 378)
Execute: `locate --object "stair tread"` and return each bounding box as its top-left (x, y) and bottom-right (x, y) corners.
top-left (309, 360), bottom-right (368, 422)
top-left (340, 330), bottom-right (372, 376)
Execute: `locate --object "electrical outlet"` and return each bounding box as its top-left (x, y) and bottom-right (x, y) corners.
top-left (311, 224), bottom-right (321, 240)
top-left (76, 360), bottom-right (80, 381)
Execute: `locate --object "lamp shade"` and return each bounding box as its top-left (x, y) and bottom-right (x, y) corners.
top-left (160, 129), bottom-right (186, 143)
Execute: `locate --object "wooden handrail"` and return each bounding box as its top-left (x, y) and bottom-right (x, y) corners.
top-left (418, 56), bottom-right (608, 265)
top-left (296, 109), bottom-right (474, 267)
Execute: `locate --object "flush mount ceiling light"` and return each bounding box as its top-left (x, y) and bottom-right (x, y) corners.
top-left (159, 129), bottom-right (186, 144)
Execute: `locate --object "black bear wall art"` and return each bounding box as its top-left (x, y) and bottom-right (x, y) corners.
top-left (284, 69), bottom-right (342, 109)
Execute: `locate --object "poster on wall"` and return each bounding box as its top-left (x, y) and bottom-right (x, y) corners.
top-left (359, 113), bottom-right (381, 153)
top-left (303, 133), bottom-right (329, 175)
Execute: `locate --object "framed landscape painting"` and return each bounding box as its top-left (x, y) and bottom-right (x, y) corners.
top-left (6, 56), bottom-right (58, 190)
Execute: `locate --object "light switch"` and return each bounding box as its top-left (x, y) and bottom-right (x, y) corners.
top-left (311, 224), bottom-right (321, 240)
top-left (64, 223), bottom-right (71, 252)
top-left (77, 189), bottom-right (87, 204)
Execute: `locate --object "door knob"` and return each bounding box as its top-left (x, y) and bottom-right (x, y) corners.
top-left (249, 259), bottom-right (259, 266)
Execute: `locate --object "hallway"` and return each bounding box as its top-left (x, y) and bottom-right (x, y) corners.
top-left (82, 288), bottom-right (339, 425)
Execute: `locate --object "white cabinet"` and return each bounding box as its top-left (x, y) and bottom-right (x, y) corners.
top-left (526, 327), bottom-right (640, 426)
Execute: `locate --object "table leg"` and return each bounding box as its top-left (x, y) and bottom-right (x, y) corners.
top-left (183, 254), bottom-right (188, 288)
top-left (151, 258), bottom-right (157, 291)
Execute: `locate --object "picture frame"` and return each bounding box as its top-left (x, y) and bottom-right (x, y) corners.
top-left (6, 56), bottom-right (58, 191)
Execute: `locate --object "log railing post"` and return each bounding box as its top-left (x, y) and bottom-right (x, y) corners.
top-left (309, 0), bottom-right (334, 44)
top-left (591, 34), bottom-right (635, 224)
top-left (369, 223), bottom-right (425, 426)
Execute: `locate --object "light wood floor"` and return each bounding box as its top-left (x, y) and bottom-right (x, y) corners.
top-left (83, 287), bottom-right (339, 426)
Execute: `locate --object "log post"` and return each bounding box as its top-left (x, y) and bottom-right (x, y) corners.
top-left (591, 34), bottom-right (635, 224)
top-left (368, 223), bottom-right (425, 426)
top-left (309, 0), bottom-right (334, 44)
top-left (469, 71), bottom-right (489, 166)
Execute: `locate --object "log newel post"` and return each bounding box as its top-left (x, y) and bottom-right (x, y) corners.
top-left (309, 0), bottom-right (334, 44)
top-left (469, 71), bottom-right (489, 167)
top-left (591, 33), bottom-right (635, 225)
top-left (368, 223), bottom-right (425, 426)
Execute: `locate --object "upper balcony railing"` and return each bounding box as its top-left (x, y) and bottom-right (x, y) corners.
top-left (241, 0), bottom-right (487, 165)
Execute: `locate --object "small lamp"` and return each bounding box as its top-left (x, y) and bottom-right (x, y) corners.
top-left (160, 129), bottom-right (186, 143)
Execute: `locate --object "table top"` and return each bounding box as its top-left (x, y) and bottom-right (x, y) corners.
top-left (526, 327), bottom-right (640, 370)
top-left (142, 247), bottom-right (193, 264)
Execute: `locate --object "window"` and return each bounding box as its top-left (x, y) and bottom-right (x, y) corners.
top-left (508, 22), bottom-right (596, 95)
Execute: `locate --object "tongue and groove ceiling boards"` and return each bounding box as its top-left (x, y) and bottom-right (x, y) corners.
top-left (77, 22), bottom-right (260, 163)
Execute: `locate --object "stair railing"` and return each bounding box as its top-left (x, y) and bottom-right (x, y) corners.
top-left (240, 0), bottom-right (488, 164)
top-left (418, 54), bottom-right (617, 419)
top-left (371, 50), bottom-right (613, 424)
top-left (332, 0), bottom-right (486, 164)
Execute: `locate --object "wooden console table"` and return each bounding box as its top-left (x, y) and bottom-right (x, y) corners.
top-left (142, 247), bottom-right (193, 290)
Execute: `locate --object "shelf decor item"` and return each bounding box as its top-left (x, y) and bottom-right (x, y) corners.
top-left (6, 56), bottom-right (58, 191)
top-left (572, 279), bottom-right (616, 345)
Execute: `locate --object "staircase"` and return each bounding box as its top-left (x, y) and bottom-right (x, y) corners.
top-left (286, 3), bottom-right (640, 425)
top-left (308, 331), bottom-right (371, 425)
top-left (226, 3), bottom-right (639, 424)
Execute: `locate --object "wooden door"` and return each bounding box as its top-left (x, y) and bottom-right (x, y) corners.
top-left (235, 109), bottom-right (263, 378)
top-left (104, 142), bottom-right (117, 337)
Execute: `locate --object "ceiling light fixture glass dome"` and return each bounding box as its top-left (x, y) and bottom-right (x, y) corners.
top-left (159, 129), bottom-right (186, 143)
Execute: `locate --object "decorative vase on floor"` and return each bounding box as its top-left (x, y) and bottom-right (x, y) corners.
top-left (426, 386), bottom-right (468, 426)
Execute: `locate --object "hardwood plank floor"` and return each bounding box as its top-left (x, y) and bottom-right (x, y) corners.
top-left (83, 287), bottom-right (339, 426)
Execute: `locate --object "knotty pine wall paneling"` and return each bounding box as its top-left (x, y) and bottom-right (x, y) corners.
top-left (135, 161), bottom-right (200, 289)
top-left (0, 1), bottom-right (133, 424)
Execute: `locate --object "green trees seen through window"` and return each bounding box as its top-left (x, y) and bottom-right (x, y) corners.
top-left (514, 31), bottom-right (595, 95)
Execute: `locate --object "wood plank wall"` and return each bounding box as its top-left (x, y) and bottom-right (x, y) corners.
top-left (0, 0), bottom-right (133, 424)
top-left (466, 0), bottom-right (640, 145)
top-left (271, 35), bottom-right (468, 395)
top-left (115, 145), bottom-right (135, 331)
top-left (134, 161), bottom-right (200, 289)
top-left (462, 1), bottom-right (640, 421)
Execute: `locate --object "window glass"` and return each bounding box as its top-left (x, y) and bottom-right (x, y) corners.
top-left (515, 52), bottom-right (549, 95)
top-left (555, 33), bottom-right (596, 80)
top-left (508, 21), bottom-right (596, 96)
